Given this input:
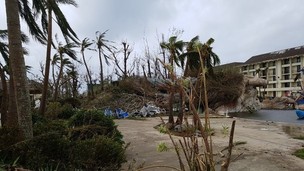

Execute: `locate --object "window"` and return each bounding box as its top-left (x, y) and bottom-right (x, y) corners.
top-left (284, 82), bottom-right (290, 87)
top-left (297, 65), bottom-right (301, 72)
top-left (283, 58), bottom-right (290, 64)
top-left (283, 67), bottom-right (290, 74)
top-left (269, 61), bottom-right (276, 66)
top-left (284, 75), bottom-right (289, 80)
top-left (243, 66), bottom-right (248, 71)
top-left (249, 65), bottom-right (254, 69)
top-left (296, 57), bottom-right (301, 63)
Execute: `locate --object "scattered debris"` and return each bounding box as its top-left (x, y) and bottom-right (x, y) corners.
top-left (131, 103), bottom-right (165, 117)
top-left (104, 107), bottom-right (129, 119)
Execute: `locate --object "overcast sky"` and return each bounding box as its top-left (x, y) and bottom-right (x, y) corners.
top-left (1, 0), bottom-right (304, 80)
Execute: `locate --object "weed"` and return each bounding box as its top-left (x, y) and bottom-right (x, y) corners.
top-left (158, 125), bottom-right (168, 134)
top-left (221, 125), bottom-right (230, 136)
top-left (293, 148), bottom-right (304, 159)
top-left (157, 142), bottom-right (169, 152)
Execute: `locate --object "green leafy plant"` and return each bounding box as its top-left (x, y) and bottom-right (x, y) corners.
top-left (158, 124), bottom-right (168, 134)
top-left (157, 142), bottom-right (169, 152)
top-left (294, 148), bottom-right (304, 159)
top-left (221, 125), bottom-right (230, 136)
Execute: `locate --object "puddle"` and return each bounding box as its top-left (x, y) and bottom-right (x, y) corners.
top-left (282, 125), bottom-right (304, 138)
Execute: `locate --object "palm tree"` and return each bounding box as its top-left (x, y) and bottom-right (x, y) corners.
top-left (94, 30), bottom-right (115, 91)
top-left (160, 36), bottom-right (185, 124)
top-left (33, 0), bottom-right (79, 115)
top-left (80, 38), bottom-right (94, 98)
top-left (5, 0), bottom-right (33, 139)
top-left (193, 38), bottom-right (220, 126)
top-left (53, 40), bottom-right (78, 101)
top-left (0, 29), bottom-right (29, 127)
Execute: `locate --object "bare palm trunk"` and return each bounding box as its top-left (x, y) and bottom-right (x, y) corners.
top-left (7, 74), bottom-right (18, 127)
top-left (98, 49), bottom-right (104, 91)
top-left (39, 7), bottom-right (53, 115)
top-left (0, 67), bottom-right (8, 126)
top-left (168, 54), bottom-right (175, 124)
top-left (176, 89), bottom-right (185, 125)
top-left (81, 51), bottom-right (94, 98)
top-left (5, 0), bottom-right (33, 139)
top-left (54, 55), bottom-right (63, 101)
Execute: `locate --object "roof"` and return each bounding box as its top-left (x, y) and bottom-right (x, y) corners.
top-left (215, 62), bottom-right (244, 68)
top-left (245, 45), bottom-right (304, 64)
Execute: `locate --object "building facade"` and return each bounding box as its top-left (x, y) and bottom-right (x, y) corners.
top-left (240, 46), bottom-right (304, 98)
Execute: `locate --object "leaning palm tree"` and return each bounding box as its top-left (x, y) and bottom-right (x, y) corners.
top-left (32, 0), bottom-right (79, 115)
top-left (160, 36), bottom-right (185, 124)
top-left (4, 0), bottom-right (33, 139)
top-left (80, 37), bottom-right (94, 98)
top-left (53, 40), bottom-right (79, 101)
top-left (94, 30), bottom-right (115, 91)
top-left (0, 29), bottom-right (30, 127)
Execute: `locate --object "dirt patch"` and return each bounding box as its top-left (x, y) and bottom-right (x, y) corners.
top-left (115, 117), bottom-right (304, 171)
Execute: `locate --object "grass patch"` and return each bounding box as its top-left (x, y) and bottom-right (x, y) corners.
top-left (293, 135), bottom-right (304, 140)
top-left (294, 148), bottom-right (304, 159)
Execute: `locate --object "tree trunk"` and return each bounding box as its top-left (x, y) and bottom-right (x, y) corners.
top-left (0, 67), bottom-right (8, 126)
top-left (39, 7), bottom-right (53, 115)
top-left (5, 0), bottom-right (33, 139)
top-left (176, 89), bottom-right (185, 125)
top-left (7, 74), bottom-right (18, 127)
top-left (54, 55), bottom-right (63, 101)
top-left (82, 50), bottom-right (94, 98)
top-left (98, 48), bottom-right (104, 91)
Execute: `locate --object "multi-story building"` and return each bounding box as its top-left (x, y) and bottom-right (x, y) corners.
top-left (240, 45), bottom-right (304, 98)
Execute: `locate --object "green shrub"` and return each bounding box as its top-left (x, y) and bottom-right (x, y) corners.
top-left (60, 97), bottom-right (81, 108)
top-left (70, 136), bottom-right (126, 170)
top-left (58, 103), bottom-right (76, 119)
top-left (294, 148), bottom-right (304, 159)
top-left (69, 109), bottom-right (123, 144)
top-left (32, 113), bottom-right (47, 124)
top-left (45, 102), bottom-right (62, 119)
top-left (33, 120), bottom-right (68, 136)
top-left (0, 127), bottom-right (21, 150)
top-left (69, 125), bottom-right (108, 141)
top-left (0, 132), bottom-right (70, 170)
top-left (69, 109), bottom-right (114, 128)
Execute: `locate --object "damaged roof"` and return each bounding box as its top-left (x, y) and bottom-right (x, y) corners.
top-left (245, 45), bottom-right (304, 64)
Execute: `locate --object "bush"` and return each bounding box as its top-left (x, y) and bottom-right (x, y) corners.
top-left (45, 102), bottom-right (62, 119)
top-left (60, 97), bottom-right (81, 108)
top-left (33, 120), bottom-right (68, 136)
top-left (0, 132), bottom-right (70, 170)
top-left (0, 127), bottom-right (21, 150)
top-left (70, 136), bottom-right (126, 170)
top-left (69, 109), bottom-right (114, 128)
top-left (69, 109), bottom-right (123, 144)
top-left (1, 109), bottom-right (126, 170)
top-left (58, 103), bottom-right (76, 119)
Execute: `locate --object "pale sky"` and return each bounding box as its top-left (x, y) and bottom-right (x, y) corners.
top-left (1, 0), bottom-right (304, 81)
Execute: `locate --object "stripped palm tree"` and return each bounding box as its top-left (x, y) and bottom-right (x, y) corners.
top-left (94, 30), bottom-right (115, 91)
top-left (32, 0), bottom-right (79, 115)
top-left (5, 0), bottom-right (33, 139)
top-left (53, 39), bottom-right (79, 101)
top-left (80, 38), bottom-right (94, 98)
top-left (160, 36), bottom-right (185, 124)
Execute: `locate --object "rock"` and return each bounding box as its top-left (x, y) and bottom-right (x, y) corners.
top-left (216, 75), bottom-right (267, 113)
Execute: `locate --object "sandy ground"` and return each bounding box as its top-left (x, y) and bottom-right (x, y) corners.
top-left (115, 117), bottom-right (304, 171)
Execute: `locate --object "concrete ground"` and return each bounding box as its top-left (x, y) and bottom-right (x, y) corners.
top-left (115, 117), bottom-right (304, 171)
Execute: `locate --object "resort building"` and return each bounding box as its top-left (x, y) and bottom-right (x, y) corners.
top-left (240, 45), bottom-right (304, 98)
